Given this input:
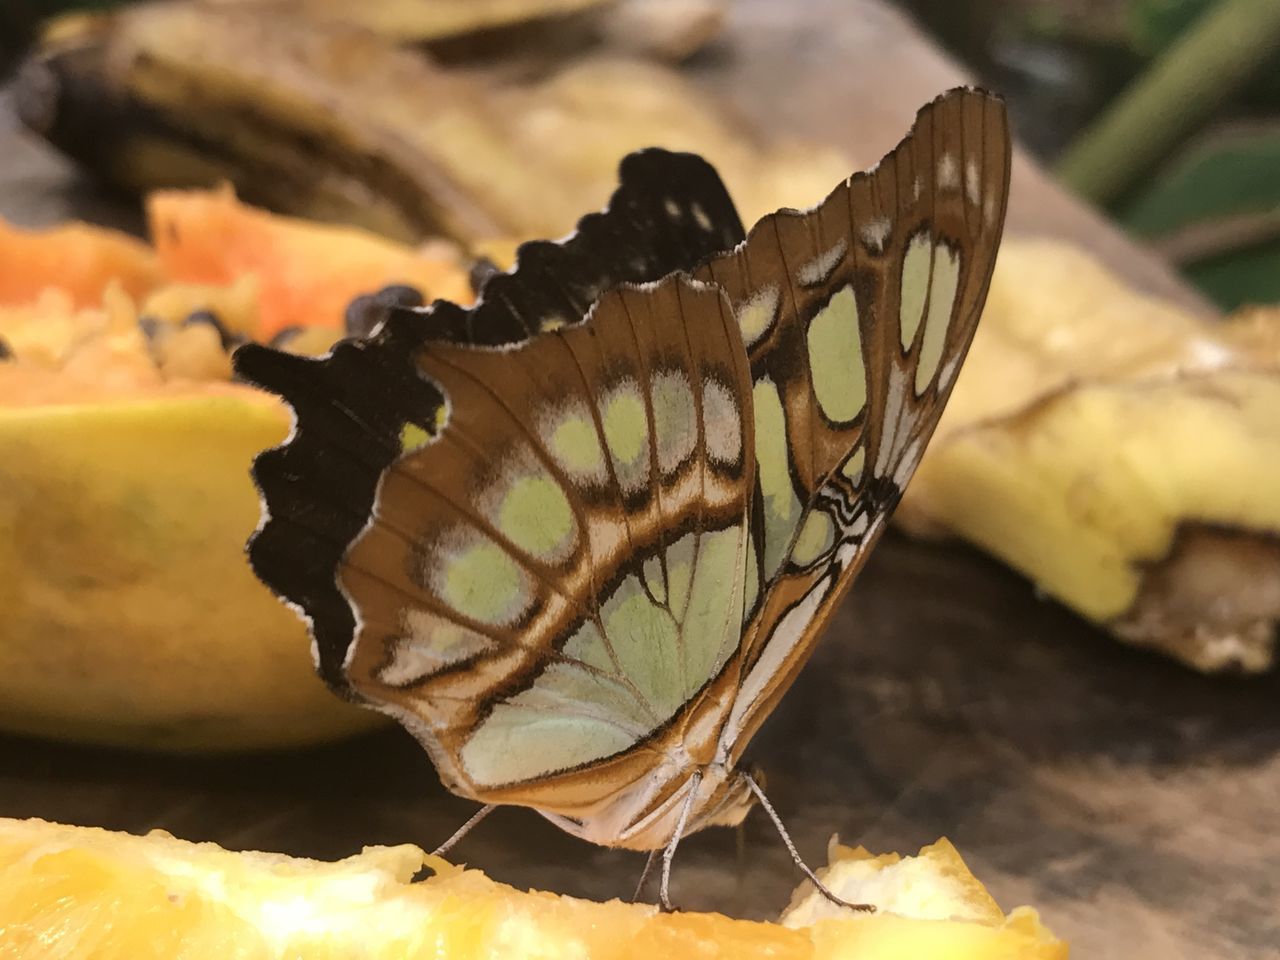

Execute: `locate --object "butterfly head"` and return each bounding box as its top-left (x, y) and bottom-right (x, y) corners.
top-left (692, 763), bottom-right (765, 834)
top-left (719, 765), bottom-right (764, 828)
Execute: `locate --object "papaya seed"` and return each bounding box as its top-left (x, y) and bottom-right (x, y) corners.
top-left (344, 293), bottom-right (384, 338)
top-left (183, 309), bottom-right (238, 351)
top-left (374, 284), bottom-right (425, 308)
top-left (468, 257), bottom-right (500, 296)
top-left (268, 325), bottom-right (304, 348)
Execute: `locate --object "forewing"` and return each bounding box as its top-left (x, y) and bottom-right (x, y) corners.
top-left (695, 88), bottom-right (1012, 762)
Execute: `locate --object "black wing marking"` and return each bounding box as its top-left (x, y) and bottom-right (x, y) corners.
top-left (431, 149), bottom-right (745, 344)
top-left (233, 149), bottom-right (745, 697)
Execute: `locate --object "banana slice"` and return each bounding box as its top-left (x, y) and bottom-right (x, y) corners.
top-left (900, 239), bottom-right (1280, 673)
top-left (17, 4), bottom-right (842, 245)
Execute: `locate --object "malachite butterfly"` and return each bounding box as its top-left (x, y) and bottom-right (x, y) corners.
top-left (235, 87), bottom-right (1011, 890)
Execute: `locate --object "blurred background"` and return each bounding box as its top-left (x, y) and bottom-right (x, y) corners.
top-left (5, 0), bottom-right (1280, 309)
top-left (917, 0), bottom-right (1280, 311)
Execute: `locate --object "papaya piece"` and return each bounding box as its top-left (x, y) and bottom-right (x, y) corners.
top-left (0, 392), bottom-right (384, 750)
top-left (0, 218), bottom-right (162, 309)
top-left (0, 288), bottom-right (111, 373)
top-left (0, 192), bottom-right (478, 748)
top-left (148, 185), bottom-right (473, 337)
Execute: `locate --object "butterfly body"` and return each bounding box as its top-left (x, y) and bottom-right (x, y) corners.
top-left (235, 88), bottom-right (1011, 852)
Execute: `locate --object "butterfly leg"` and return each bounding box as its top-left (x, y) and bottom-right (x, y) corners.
top-left (740, 772), bottom-right (874, 913)
top-left (432, 803), bottom-right (497, 858)
top-left (631, 849), bottom-right (660, 903)
top-left (657, 769), bottom-right (703, 912)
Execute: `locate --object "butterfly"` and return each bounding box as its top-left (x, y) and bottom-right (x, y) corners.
top-left (234, 86), bottom-right (1010, 906)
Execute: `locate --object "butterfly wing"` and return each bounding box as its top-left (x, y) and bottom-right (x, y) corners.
top-left (241, 274), bottom-right (756, 838)
top-left (235, 151), bottom-right (762, 840)
top-left (236, 149), bottom-right (743, 696)
top-left (235, 88), bottom-right (1011, 849)
top-left (693, 89), bottom-right (1012, 764)
top-left (339, 277), bottom-right (755, 811)
top-left (429, 149), bottom-right (744, 344)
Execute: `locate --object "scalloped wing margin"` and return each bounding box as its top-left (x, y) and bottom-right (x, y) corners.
top-left (233, 148), bottom-right (745, 697)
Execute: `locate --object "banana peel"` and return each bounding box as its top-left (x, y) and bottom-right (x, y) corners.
top-left (22, 5), bottom-right (509, 243)
top-left (899, 239), bottom-right (1280, 673)
top-left (199, 0), bottom-right (725, 65)
top-left (17, 3), bottom-right (844, 246)
top-left (421, 0), bottom-right (727, 69)
top-left (200, 0), bottom-right (608, 42)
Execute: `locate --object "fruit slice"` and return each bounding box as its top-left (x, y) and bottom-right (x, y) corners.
top-left (0, 287), bottom-right (378, 748)
top-left (0, 197), bottom-right (473, 750)
top-left (148, 185), bottom-right (473, 338)
top-left (0, 218), bottom-right (162, 309)
top-left (900, 239), bottom-right (1280, 672)
top-left (20, 5), bottom-right (847, 246)
top-left (0, 817), bottom-right (1066, 959)
top-left (0, 393), bottom-right (385, 750)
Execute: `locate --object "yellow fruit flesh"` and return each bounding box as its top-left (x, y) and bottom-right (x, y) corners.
top-left (916, 373), bottom-right (1280, 622)
top-left (0, 818), bottom-right (1066, 959)
top-left (0, 396), bottom-right (381, 750)
top-left (900, 239), bottom-right (1280, 670)
top-left (0, 195), bottom-right (477, 748)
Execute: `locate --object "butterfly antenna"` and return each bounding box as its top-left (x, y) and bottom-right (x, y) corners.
top-left (432, 803), bottom-right (497, 858)
top-left (658, 769), bottom-right (703, 912)
top-left (741, 773), bottom-right (874, 913)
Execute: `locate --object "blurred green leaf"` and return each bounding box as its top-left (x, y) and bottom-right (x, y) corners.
top-left (1128, 0), bottom-right (1215, 55)
top-left (1124, 124), bottom-right (1280, 230)
top-left (1123, 123), bottom-right (1280, 309)
top-left (1184, 241), bottom-right (1280, 309)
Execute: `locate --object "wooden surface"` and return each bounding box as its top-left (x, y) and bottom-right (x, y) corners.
top-left (2, 2), bottom-right (1276, 958)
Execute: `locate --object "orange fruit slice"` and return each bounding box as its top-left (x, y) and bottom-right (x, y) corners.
top-left (0, 817), bottom-right (1066, 958)
top-left (0, 194), bottom-right (476, 751)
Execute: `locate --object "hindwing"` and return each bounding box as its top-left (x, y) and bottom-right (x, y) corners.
top-left (335, 277), bottom-right (755, 808)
